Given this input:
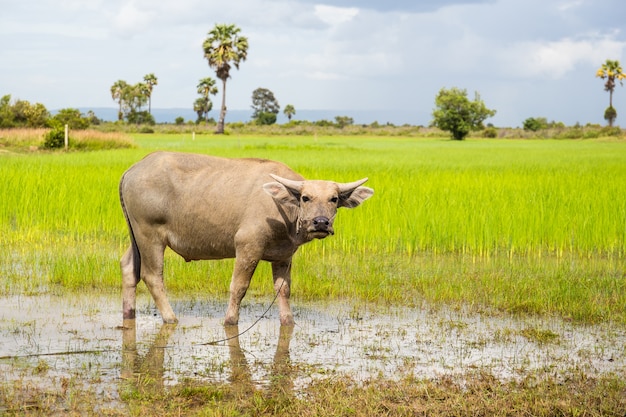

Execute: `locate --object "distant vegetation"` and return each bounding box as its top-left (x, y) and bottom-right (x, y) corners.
top-left (2, 64), bottom-right (626, 150)
top-left (596, 59), bottom-right (625, 126)
top-left (251, 87), bottom-right (280, 125)
top-left (0, 128), bottom-right (134, 151)
top-left (431, 87), bottom-right (496, 140)
top-left (0, 122), bottom-right (623, 154)
top-left (110, 73), bottom-right (158, 124)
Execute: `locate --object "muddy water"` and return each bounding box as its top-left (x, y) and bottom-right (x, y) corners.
top-left (1, 293), bottom-right (625, 396)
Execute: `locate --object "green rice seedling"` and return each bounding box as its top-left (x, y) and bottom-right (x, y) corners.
top-left (1, 135), bottom-right (625, 323)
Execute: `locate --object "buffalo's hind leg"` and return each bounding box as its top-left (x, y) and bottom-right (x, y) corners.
top-left (141, 244), bottom-right (178, 324)
top-left (121, 246), bottom-right (140, 320)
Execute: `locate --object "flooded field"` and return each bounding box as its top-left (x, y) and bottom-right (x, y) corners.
top-left (1, 293), bottom-right (625, 410)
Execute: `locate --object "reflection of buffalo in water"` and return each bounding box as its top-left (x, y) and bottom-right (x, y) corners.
top-left (120, 320), bottom-right (294, 395)
top-left (225, 325), bottom-right (294, 395)
top-left (121, 319), bottom-right (175, 389)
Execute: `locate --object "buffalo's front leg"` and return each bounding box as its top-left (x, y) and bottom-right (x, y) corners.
top-left (224, 257), bottom-right (259, 325)
top-left (272, 260), bottom-right (294, 326)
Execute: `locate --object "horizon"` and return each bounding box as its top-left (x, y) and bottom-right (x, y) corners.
top-left (70, 107), bottom-right (429, 127)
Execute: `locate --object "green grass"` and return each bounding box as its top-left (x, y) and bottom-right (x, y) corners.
top-left (1, 134), bottom-right (625, 323)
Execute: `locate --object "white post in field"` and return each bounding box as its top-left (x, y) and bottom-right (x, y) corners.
top-left (64, 124), bottom-right (69, 150)
top-left (192, 131), bottom-right (196, 141)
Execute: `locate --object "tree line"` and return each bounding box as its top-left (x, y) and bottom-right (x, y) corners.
top-left (106, 21), bottom-right (626, 140)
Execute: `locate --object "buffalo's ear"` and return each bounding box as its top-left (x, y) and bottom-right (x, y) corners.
top-left (263, 182), bottom-right (300, 207)
top-left (339, 186), bottom-right (374, 208)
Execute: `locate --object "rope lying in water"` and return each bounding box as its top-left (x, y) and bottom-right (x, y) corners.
top-left (0, 349), bottom-right (113, 360)
top-left (0, 280), bottom-right (286, 359)
top-left (196, 278), bottom-right (285, 346)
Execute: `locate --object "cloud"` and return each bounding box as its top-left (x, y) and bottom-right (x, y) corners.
top-left (502, 32), bottom-right (626, 79)
top-left (314, 4), bottom-right (359, 25)
top-left (113, 1), bottom-right (157, 38)
top-left (3, 0), bottom-right (626, 127)
top-left (299, 0), bottom-right (494, 13)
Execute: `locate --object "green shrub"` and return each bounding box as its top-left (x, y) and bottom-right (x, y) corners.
top-left (523, 117), bottom-right (548, 131)
top-left (599, 126), bottom-right (623, 137)
top-left (483, 127), bottom-right (498, 138)
top-left (43, 128), bottom-right (66, 149)
top-left (52, 108), bottom-right (90, 129)
top-left (604, 106), bottom-right (617, 126)
top-left (254, 112), bottom-right (277, 125)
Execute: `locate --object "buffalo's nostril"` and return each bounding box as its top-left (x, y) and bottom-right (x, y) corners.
top-left (313, 216), bottom-right (330, 227)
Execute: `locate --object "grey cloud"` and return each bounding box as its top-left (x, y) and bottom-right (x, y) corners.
top-left (296, 0), bottom-right (494, 12)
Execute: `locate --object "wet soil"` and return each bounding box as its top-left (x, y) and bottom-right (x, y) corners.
top-left (1, 293), bottom-right (624, 400)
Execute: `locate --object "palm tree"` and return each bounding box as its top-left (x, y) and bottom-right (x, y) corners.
top-left (193, 97), bottom-right (212, 123)
top-left (110, 80), bottom-right (129, 121)
top-left (196, 77), bottom-right (218, 123)
top-left (596, 59), bottom-right (626, 126)
top-left (143, 73), bottom-right (158, 115)
top-left (283, 104), bottom-right (296, 122)
top-left (202, 24), bottom-right (249, 134)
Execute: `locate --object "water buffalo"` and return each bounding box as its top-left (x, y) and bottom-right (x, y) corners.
top-left (119, 151), bottom-right (373, 326)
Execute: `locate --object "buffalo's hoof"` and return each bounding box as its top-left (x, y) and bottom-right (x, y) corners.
top-left (224, 317), bottom-right (239, 326)
top-left (280, 315), bottom-right (295, 326)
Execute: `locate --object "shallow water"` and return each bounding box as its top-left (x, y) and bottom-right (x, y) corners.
top-left (1, 293), bottom-right (624, 397)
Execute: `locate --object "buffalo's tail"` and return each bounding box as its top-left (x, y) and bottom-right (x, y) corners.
top-left (119, 172), bottom-right (141, 283)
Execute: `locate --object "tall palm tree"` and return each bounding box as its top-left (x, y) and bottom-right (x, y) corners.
top-left (596, 59), bottom-right (626, 126)
top-left (110, 80), bottom-right (129, 121)
top-left (202, 24), bottom-right (249, 134)
top-left (196, 77), bottom-right (218, 123)
top-left (143, 73), bottom-right (158, 115)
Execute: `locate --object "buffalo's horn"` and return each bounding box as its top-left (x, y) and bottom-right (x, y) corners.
top-left (269, 174), bottom-right (304, 191)
top-left (338, 178), bottom-right (369, 193)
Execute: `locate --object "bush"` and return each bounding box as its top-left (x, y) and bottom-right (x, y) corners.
top-left (43, 128), bottom-right (66, 149)
top-left (523, 117), bottom-right (548, 132)
top-left (254, 112), bottom-right (277, 125)
top-left (127, 110), bottom-right (155, 125)
top-left (335, 116), bottom-right (354, 128)
top-left (483, 127), bottom-right (498, 138)
top-left (604, 106), bottom-right (617, 126)
top-left (52, 108), bottom-right (90, 129)
top-left (599, 126), bottom-right (623, 137)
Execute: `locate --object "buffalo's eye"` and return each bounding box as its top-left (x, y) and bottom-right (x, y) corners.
top-left (330, 196), bottom-right (338, 203)
top-left (302, 196), bottom-right (311, 202)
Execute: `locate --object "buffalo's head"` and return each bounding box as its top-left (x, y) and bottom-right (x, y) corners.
top-left (263, 174), bottom-right (374, 240)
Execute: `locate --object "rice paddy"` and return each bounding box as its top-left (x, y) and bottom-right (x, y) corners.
top-left (1, 132), bottom-right (625, 415)
top-left (1, 134), bottom-right (625, 322)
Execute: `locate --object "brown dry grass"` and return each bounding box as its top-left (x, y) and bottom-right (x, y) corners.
top-left (2, 371), bottom-right (624, 416)
top-left (0, 128), bottom-right (135, 151)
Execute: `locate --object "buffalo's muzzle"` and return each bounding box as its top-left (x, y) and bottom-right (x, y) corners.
top-left (312, 216), bottom-right (333, 234)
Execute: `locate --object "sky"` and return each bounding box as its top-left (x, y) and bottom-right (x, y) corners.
top-left (1, 0), bottom-right (625, 127)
